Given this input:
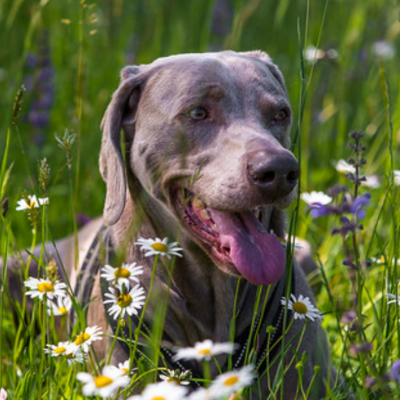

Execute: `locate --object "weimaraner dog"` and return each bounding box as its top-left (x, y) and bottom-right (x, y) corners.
top-left (5, 51), bottom-right (344, 399)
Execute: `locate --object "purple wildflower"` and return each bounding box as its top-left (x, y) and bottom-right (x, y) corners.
top-left (341, 310), bottom-right (357, 324)
top-left (309, 203), bottom-right (331, 218)
top-left (351, 193), bottom-right (371, 220)
top-left (309, 192), bottom-right (371, 224)
top-left (28, 110), bottom-right (49, 129)
top-left (332, 216), bottom-right (363, 236)
top-left (24, 30), bottom-right (55, 145)
top-left (364, 260), bottom-right (372, 268)
top-left (25, 52), bottom-right (37, 69)
top-left (210, 0), bottom-right (233, 40)
top-left (391, 360), bottom-right (400, 383)
top-left (365, 376), bottom-right (375, 388)
top-left (349, 341), bottom-right (373, 356)
top-left (342, 259), bottom-right (356, 268)
top-left (77, 213), bottom-right (92, 227)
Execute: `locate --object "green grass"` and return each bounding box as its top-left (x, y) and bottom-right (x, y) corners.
top-left (1, 0), bottom-right (400, 398)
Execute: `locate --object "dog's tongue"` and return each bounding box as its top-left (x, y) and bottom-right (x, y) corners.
top-left (208, 209), bottom-right (286, 285)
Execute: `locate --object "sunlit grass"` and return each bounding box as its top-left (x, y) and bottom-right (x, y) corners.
top-left (0, 0), bottom-right (399, 398)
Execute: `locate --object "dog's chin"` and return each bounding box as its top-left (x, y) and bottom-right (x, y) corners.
top-left (172, 188), bottom-right (287, 286)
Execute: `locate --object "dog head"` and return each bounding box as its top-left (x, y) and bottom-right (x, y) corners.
top-left (100, 51), bottom-right (299, 286)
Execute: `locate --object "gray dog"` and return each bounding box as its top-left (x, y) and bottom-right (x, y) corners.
top-left (6, 51), bottom-right (344, 399)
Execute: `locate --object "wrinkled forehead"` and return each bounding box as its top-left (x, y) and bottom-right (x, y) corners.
top-left (143, 53), bottom-right (287, 104)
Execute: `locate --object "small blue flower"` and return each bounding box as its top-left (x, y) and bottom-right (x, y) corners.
top-left (342, 259), bottom-right (356, 268)
top-left (351, 193), bottom-right (371, 220)
top-left (391, 359), bottom-right (400, 383)
top-left (349, 341), bottom-right (372, 356)
top-left (26, 52), bottom-right (37, 69)
top-left (309, 203), bottom-right (331, 218)
top-left (365, 376), bottom-right (375, 388)
top-left (341, 310), bottom-right (356, 324)
top-left (23, 30), bottom-right (55, 143)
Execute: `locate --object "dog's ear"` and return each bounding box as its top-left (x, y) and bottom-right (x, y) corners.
top-left (242, 50), bottom-right (287, 93)
top-left (99, 66), bottom-right (145, 226)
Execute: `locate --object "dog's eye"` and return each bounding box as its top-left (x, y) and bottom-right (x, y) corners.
top-left (188, 107), bottom-right (207, 120)
top-left (274, 108), bottom-right (289, 121)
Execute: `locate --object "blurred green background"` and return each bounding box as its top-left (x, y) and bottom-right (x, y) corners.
top-left (0, 0), bottom-right (399, 246)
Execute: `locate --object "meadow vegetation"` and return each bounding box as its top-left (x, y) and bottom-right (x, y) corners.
top-left (0, 0), bottom-right (399, 398)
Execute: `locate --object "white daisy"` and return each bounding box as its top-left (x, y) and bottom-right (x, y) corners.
top-left (187, 387), bottom-right (214, 400)
top-left (101, 262), bottom-right (143, 287)
top-left (47, 295), bottom-right (72, 316)
top-left (16, 195), bottom-right (49, 211)
top-left (159, 369), bottom-right (191, 386)
top-left (44, 341), bottom-right (75, 357)
top-left (127, 381), bottom-right (187, 400)
top-left (280, 294), bottom-right (324, 322)
top-left (361, 175), bottom-right (380, 189)
top-left (372, 40), bottom-right (395, 60)
top-left (77, 365), bottom-right (130, 398)
top-left (24, 277), bottom-right (67, 301)
top-left (335, 159), bottom-right (356, 174)
top-left (208, 365), bottom-right (256, 398)
top-left (304, 45), bottom-right (325, 64)
top-left (44, 340), bottom-right (86, 365)
top-left (135, 237), bottom-right (183, 259)
top-left (300, 191), bottom-right (333, 206)
top-left (371, 256), bottom-right (398, 265)
top-left (394, 170), bottom-right (400, 186)
top-left (117, 360), bottom-right (132, 376)
top-left (73, 325), bottom-right (103, 353)
top-left (173, 339), bottom-right (237, 362)
top-left (0, 388), bottom-right (7, 400)
top-left (371, 255), bottom-right (386, 265)
top-left (65, 348), bottom-right (86, 366)
top-left (103, 284), bottom-right (146, 320)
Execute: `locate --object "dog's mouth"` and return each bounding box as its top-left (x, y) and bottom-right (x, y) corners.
top-left (175, 189), bottom-right (286, 285)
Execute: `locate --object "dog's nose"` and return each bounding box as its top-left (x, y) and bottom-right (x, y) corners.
top-left (247, 150), bottom-right (299, 197)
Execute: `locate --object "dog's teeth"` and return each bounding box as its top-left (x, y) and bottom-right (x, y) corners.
top-left (192, 197), bottom-right (205, 210)
top-left (199, 209), bottom-right (210, 220)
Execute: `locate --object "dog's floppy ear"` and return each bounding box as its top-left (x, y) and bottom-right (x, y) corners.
top-left (242, 50), bottom-right (287, 93)
top-left (99, 66), bottom-right (145, 226)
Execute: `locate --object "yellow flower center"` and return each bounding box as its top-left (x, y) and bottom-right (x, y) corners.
top-left (74, 332), bottom-right (91, 345)
top-left (224, 375), bottom-right (239, 386)
top-left (54, 346), bottom-right (66, 354)
top-left (121, 367), bottom-right (129, 375)
top-left (37, 282), bottom-right (54, 293)
top-left (117, 293), bottom-right (132, 308)
top-left (197, 348), bottom-right (211, 356)
top-left (58, 306), bottom-right (67, 314)
top-left (167, 377), bottom-right (180, 384)
top-left (151, 242), bottom-right (168, 253)
top-left (94, 375), bottom-right (113, 388)
top-left (28, 200), bottom-right (37, 208)
top-left (150, 397), bottom-right (166, 400)
top-left (114, 267), bottom-right (131, 279)
top-left (293, 301), bottom-right (308, 314)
